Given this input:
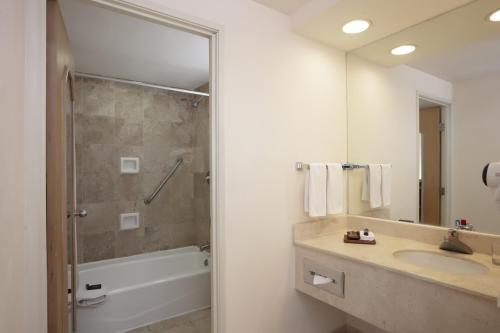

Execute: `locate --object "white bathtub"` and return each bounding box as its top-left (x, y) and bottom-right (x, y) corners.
top-left (75, 246), bottom-right (211, 333)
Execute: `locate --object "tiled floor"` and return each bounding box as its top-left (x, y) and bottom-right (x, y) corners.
top-left (128, 308), bottom-right (211, 333)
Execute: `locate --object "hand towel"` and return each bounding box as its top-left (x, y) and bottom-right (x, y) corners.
top-left (361, 167), bottom-right (369, 202)
top-left (326, 163), bottom-right (343, 215)
top-left (304, 163), bottom-right (327, 217)
top-left (304, 168), bottom-right (310, 213)
top-left (381, 164), bottom-right (392, 207)
top-left (362, 164), bottom-right (382, 209)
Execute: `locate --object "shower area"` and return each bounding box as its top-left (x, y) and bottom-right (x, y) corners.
top-left (70, 75), bottom-right (211, 333)
top-left (57, 1), bottom-right (212, 332)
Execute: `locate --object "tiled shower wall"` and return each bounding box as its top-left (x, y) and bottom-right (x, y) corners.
top-left (74, 77), bottom-right (210, 263)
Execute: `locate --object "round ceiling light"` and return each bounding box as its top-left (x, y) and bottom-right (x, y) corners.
top-left (342, 19), bottom-right (371, 34)
top-left (489, 9), bottom-right (500, 22)
top-left (390, 45), bottom-right (416, 56)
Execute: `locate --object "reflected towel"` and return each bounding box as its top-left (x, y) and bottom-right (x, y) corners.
top-left (381, 164), bottom-right (392, 207)
top-left (326, 163), bottom-right (343, 215)
top-left (362, 164), bottom-right (382, 209)
top-left (304, 163), bottom-right (327, 217)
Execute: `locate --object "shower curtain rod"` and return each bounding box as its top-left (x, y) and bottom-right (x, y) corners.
top-left (75, 72), bottom-right (210, 97)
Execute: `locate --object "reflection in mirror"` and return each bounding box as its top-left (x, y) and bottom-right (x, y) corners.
top-left (347, 0), bottom-right (500, 234)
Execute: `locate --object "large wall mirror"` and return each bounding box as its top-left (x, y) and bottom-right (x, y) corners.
top-left (346, 0), bottom-right (500, 234)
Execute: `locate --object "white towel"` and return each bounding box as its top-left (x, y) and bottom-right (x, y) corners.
top-left (381, 164), bottom-right (392, 207)
top-left (362, 164), bottom-right (382, 209)
top-left (326, 163), bottom-right (343, 215)
top-left (304, 163), bottom-right (327, 217)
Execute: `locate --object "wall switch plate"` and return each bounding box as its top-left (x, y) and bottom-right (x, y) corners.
top-left (120, 213), bottom-right (140, 230)
top-left (120, 157), bottom-right (140, 174)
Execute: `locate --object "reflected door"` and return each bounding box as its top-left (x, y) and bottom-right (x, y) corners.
top-left (419, 107), bottom-right (442, 225)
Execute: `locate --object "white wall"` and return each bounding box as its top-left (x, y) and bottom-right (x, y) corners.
top-left (347, 54), bottom-right (452, 223)
top-left (0, 1), bottom-right (46, 332)
top-left (451, 73), bottom-right (500, 234)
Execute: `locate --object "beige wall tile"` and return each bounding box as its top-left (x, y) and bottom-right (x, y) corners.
top-left (83, 231), bottom-right (115, 262)
top-left (75, 78), bottom-right (209, 262)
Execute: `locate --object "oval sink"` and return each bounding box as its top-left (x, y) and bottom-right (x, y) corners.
top-left (393, 250), bottom-right (489, 275)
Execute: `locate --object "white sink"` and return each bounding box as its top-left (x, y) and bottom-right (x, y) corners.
top-left (393, 250), bottom-right (489, 275)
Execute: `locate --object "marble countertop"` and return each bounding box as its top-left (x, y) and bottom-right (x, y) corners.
top-left (295, 224), bottom-right (500, 302)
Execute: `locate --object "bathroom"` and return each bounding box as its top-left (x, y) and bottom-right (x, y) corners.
top-left (3, 0), bottom-right (500, 333)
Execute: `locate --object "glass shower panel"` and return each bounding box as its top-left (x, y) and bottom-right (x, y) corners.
top-left (65, 71), bottom-right (78, 332)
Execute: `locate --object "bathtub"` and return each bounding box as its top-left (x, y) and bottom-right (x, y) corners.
top-left (75, 246), bottom-right (211, 333)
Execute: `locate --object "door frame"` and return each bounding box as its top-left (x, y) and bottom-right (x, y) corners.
top-left (47, 1), bottom-right (225, 332)
top-left (416, 92), bottom-right (452, 228)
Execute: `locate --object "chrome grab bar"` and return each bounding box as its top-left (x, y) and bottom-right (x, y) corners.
top-left (144, 158), bottom-right (183, 205)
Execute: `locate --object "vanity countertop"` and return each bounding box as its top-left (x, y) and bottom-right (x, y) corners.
top-left (294, 218), bottom-right (500, 302)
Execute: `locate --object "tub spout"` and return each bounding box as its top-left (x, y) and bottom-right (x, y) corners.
top-left (198, 243), bottom-right (210, 252)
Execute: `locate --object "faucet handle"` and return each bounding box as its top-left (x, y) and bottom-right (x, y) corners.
top-left (447, 229), bottom-right (458, 238)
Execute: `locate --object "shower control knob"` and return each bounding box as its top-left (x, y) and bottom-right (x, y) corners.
top-left (74, 208), bottom-right (87, 218)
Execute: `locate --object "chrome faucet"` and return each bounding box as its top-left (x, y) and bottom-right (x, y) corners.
top-left (199, 243), bottom-right (210, 252)
top-left (439, 229), bottom-right (473, 255)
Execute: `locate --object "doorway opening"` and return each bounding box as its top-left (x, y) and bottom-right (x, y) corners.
top-left (46, 1), bottom-right (221, 332)
top-left (418, 96), bottom-right (450, 226)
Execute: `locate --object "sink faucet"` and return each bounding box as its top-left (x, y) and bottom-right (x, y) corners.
top-left (439, 229), bottom-right (473, 255)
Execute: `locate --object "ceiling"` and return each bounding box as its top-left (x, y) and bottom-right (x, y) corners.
top-left (253, 0), bottom-right (475, 51)
top-left (59, 0), bottom-right (209, 90)
top-left (253, 0), bottom-right (312, 14)
top-left (349, 0), bottom-right (500, 82)
top-left (254, 0), bottom-right (500, 82)
top-left (408, 36), bottom-right (500, 82)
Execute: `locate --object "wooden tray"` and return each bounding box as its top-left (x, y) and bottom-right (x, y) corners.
top-left (343, 235), bottom-right (376, 245)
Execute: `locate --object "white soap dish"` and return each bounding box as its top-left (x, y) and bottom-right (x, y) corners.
top-left (120, 213), bottom-right (140, 230)
top-left (120, 157), bottom-right (140, 174)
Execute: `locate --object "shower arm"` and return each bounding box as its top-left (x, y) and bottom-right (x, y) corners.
top-left (144, 158), bottom-right (183, 205)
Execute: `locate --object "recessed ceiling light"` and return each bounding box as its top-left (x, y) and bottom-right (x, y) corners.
top-left (391, 45), bottom-right (416, 56)
top-left (489, 9), bottom-right (500, 22)
top-left (342, 19), bottom-right (371, 34)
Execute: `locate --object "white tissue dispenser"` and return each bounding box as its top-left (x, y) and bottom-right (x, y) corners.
top-left (303, 258), bottom-right (345, 297)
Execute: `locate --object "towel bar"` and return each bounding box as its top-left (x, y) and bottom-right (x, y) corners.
top-left (295, 162), bottom-right (367, 171)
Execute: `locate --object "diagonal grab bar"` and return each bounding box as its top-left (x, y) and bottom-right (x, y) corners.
top-left (144, 158), bottom-right (183, 205)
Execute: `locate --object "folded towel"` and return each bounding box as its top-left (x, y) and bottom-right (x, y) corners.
top-left (362, 164), bottom-right (382, 209)
top-left (326, 163), bottom-right (343, 215)
top-left (381, 164), bottom-right (392, 207)
top-left (304, 163), bottom-right (327, 217)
